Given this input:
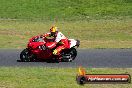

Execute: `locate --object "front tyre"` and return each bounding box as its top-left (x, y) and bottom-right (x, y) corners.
top-left (20, 49), bottom-right (31, 62)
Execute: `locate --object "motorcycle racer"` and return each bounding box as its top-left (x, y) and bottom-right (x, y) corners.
top-left (20, 26), bottom-right (80, 62)
top-left (44, 26), bottom-right (69, 55)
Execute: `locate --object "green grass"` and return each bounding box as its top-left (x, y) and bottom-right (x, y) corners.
top-left (0, 19), bottom-right (132, 48)
top-left (0, 0), bottom-right (131, 21)
top-left (0, 67), bottom-right (131, 88)
top-left (0, 0), bottom-right (132, 48)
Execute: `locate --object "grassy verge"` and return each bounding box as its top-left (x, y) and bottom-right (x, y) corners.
top-left (0, 0), bottom-right (131, 21)
top-left (0, 0), bottom-right (131, 48)
top-left (0, 67), bottom-right (131, 88)
top-left (0, 19), bottom-right (132, 48)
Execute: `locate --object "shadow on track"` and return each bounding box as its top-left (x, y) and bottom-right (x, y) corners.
top-left (16, 59), bottom-right (69, 63)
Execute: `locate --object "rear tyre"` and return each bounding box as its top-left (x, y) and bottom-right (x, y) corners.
top-left (61, 48), bottom-right (77, 62)
top-left (69, 48), bottom-right (77, 61)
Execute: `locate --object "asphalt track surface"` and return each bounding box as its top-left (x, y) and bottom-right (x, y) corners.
top-left (0, 49), bottom-right (132, 68)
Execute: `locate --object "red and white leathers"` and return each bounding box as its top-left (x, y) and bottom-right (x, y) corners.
top-left (44, 31), bottom-right (69, 55)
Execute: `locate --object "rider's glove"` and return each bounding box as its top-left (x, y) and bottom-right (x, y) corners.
top-left (53, 49), bottom-right (58, 55)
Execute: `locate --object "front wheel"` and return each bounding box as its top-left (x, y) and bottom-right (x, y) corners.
top-left (20, 49), bottom-right (34, 62)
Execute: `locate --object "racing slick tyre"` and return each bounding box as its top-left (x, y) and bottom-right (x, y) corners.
top-left (20, 49), bottom-right (34, 62)
top-left (61, 48), bottom-right (77, 62)
top-left (69, 48), bottom-right (77, 61)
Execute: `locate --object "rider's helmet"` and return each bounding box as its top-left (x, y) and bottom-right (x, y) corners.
top-left (50, 26), bottom-right (58, 36)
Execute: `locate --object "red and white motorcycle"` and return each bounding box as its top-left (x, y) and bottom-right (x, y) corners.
top-left (20, 35), bottom-right (80, 62)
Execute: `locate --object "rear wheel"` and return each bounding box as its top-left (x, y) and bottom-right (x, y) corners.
top-left (69, 48), bottom-right (77, 61)
top-left (61, 48), bottom-right (77, 62)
